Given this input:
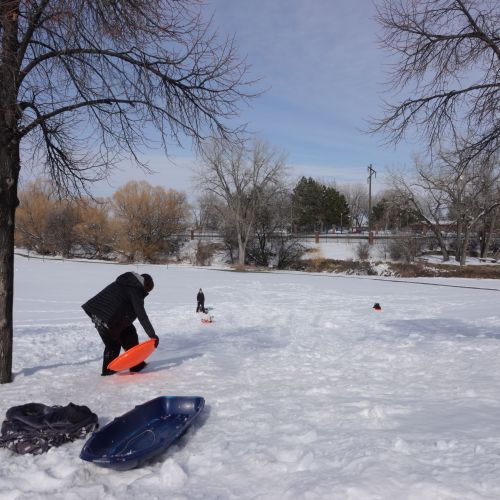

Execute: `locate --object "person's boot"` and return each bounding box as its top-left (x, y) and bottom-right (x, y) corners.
top-left (130, 361), bottom-right (147, 373)
top-left (102, 348), bottom-right (120, 376)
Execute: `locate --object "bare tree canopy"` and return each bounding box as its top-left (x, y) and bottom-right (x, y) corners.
top-left (339, 183), bottom-right (368, 229)
top-left (0, 0), bottom-right (256, 383)
top-left (373, 0), bottom-right (500, 159)
top-left (389, 148), bottom-right (500, 264)
top-left (197, 138), bottom-right (287, 266)
top-left (2, 0), bottom-right (254, 193)
top-left (113, 180), bottom-right (190, 261)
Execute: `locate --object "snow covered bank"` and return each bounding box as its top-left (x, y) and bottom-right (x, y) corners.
top-left (1, 256), bottom-right (500, 499)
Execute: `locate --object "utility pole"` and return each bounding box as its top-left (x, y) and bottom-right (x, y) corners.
top-left (367, 164), bottom-right (376, 244)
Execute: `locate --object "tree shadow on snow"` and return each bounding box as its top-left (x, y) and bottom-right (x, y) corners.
top-left (171, 326), bottom-right (288, 351)
top-left (143, 352), bottom-right (204, 373)
top-left (15, 356), bottom-right (102, 378)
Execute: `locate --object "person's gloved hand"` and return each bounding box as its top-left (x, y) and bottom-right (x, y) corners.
top-left (151, 335), bottom-right (159, 348)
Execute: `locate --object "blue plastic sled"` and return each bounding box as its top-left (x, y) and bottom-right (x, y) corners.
top-left (80, 396), bottom-right (205, 470)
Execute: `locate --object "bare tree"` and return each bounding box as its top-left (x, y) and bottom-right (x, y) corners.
top-left (340, 184), bottom-right (368, 230)
top-left (113, 181), bottom-right (190, 262)
top-left (73, 198), bottom-right (115, 259)
top-left (442, 149), bottom-right (500, 264)
top-left (471, 171), bottom-right (500, 258)
top-left (15, 179), bottom-right (59, 254)
top-left (197, 139), bottom-right (287, 266)
top-left (390, 165), bottom-right (452, 261)
top-left (478, 206), bottom-right (499, 258)
top-left (195, 192), bottom-right (223, 232)
top-left (0, 0), bottom-right (255, 383)
top-left (373, 0), bottom-right (500, 159)
top-left (46, 198), bottom-right (81, 257)
top-left (391, 149), bottom-right (500, 264)
top-left (246, 186), bottom-right (304, 269)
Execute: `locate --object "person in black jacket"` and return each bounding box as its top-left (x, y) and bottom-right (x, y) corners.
top-left (82, 272), bottom-right (159, 376)
top-left (196, 288), bottom-right (206, 313)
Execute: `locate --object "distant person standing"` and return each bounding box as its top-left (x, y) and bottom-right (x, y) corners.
top-left (196, 288), bottom-right (206, 313)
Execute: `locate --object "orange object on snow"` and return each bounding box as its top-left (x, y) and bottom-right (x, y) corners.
top-left (107, 339), bottom-right (156, 371)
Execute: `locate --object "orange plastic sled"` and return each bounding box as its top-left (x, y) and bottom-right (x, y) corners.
top-left (107, 339), bottom-right (157, 371)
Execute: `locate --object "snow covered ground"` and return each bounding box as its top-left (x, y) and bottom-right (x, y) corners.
top-left (304, 239), bottom-right (358, 260)
top-left (1, 255), bottom-right (500, 499)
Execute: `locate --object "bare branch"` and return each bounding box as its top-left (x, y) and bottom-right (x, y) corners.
top-left (372, 0), bottom-right (500, 158)
top-left (2, 0), bottom-right (259, 196)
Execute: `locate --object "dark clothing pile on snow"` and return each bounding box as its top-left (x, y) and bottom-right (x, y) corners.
top-left (0, 402), bottom-right (98, 455)
top-left (82, 272), bottom-right (156, 340)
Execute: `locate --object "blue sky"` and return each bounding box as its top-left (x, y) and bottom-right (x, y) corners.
top-left (93, 0), bottom-right (418, 197)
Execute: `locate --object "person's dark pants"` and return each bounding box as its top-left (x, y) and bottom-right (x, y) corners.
top-left (96, 324), bottom-right (146, 375)
top-left (196, 301), bottom-right (206, 313)
top-left (85, 311), bottom-right (144, 375)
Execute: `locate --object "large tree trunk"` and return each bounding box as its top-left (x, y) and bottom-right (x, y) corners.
top-left (0, 142), bottom-right (20, 384)
top-left (455, 218), bottom-right (463, 263)
top-left (237, 234), bottom-right (246, 266)
top-left (428, 225), bottom-right (449, 262)
top-left (435, 231), bottom-right (450, 262)
top-left (481, 210), bottom-right (497, 258)
top-left (1, 0), bottom-right (21, 384)
top-left (459, 225), bottom-right (471, 266)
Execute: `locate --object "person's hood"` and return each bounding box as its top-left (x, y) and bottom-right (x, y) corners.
top-left (116, 272), bottom-right (146, 292)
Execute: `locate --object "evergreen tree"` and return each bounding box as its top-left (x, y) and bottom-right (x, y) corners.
top-left (292, 177), bottom-right (350, 232)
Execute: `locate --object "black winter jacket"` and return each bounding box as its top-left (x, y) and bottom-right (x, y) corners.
top-left (82, 272), bottom-right (156, 339)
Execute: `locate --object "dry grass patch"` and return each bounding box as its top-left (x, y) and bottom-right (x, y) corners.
top-left (293, 258), bottom-right (500, 279)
